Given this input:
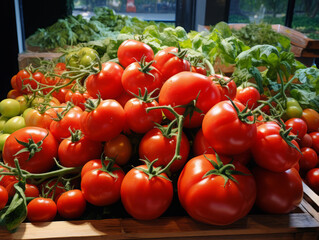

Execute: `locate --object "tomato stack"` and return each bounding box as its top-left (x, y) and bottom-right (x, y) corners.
top-left (0, 39), bottom-right (318, 231)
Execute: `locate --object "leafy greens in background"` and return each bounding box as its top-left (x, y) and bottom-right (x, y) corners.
top-left (290, 67), bottom-right (319, 112)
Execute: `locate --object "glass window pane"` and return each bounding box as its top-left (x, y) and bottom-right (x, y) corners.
top-left (229, 0), bottom-right (288, 25)
top-left (292, 0), bottom-right (319, 39)
top-left (73, 0), bottom-right (176, 22)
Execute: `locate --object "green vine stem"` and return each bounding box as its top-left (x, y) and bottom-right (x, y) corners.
top-left (146, 105), bottom-right (184, 174)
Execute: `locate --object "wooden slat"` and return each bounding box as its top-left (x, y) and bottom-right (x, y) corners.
top-left (0, 212), bottom-right (318, 240)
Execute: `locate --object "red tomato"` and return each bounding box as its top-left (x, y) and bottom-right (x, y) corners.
top-left (285, 118), bottom-right (307, 140)
top-left (251, 122), bottom-right (301, 172)
top-left (24, 107), bottom-right (58, 129)
top-left (159, 72), bottom-right (221, 128)
top-left (299, 147), bottom-right (318, 173)
top-left (178, 154), bottom-right (256, 225)
top-left (0, 185), bottom-right (8, 210)
top-left (117, 39), bottom-right (154, 68)
top-left (86, 62), bottom-right (124, 99)
top-left (0, 166), bottom-right (18, 187)
top-left (153, 47), bottom-right (191, 81)
top-left (39, 179), bottom-right (66, 202)
top-left (65, 90), bottom-right (91, 110)
top-left (6, 182), bottom-right (39, 198)
top-left (7, 89), bottom-right (22, 99)
top-left (57, 189), bottom-right (86, 219)
top-left (2, 127), bottom-right (58, 173)
top-left (236, 86), bottom-right (260, 109)
top-left (191, 66), bottom-right (207, 75)
top-left (50, 105), bottom-right (83, 142)
top-left (192, 128), bottom-right (215, 156)
top-left (104, 134), bottom-right (132, 166)
top-left (11, 74), bottom-right (19, 91)
top-left (210, 74), bottom-right (237, 101)
top-left (58, 134), bottom-right (103, 167)
top-left (120, 165), bottom-right (173, 220)
top-left (80, 99), bottom-right (125, 142)
top-left (114, 90), bottom-right (133, 108)
top-left (51, 88), bottom-right (69, 104)
top-left (301, 108), bottom-right (319, 132)
top-left (139, 127), bottom-right (190, 173)
top-left (121, 61), bottom-right (163, 96)
top-left (202, 100), bottom-right (257, 155)
top-left (305, 168), bottom-right (319, 194)
top-left (309, 132), bottom-right (319, 154)
top-left (298, 133), bottom-right (313, 148)
top-left (27, 197), bottom-right (57, 222)
top-left (81, 159), bottom-right (102, 178)
top-left (16, 69), bottom-right (44, 94)
top-left (253, 167), bottom-right (303, 214)
top-left (81, 160), bottom-right (125, 206)
top-left (124, 97), bottom-right (162, 134)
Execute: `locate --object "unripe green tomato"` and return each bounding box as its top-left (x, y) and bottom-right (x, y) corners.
top-left (0, 99), bottom-right (21, 118)
top-left (3, 116), bottom-right (25, 134)
top-left (284, 97), bottom-right (303, 119)
top-left (78, 47), bottom-right (97, 67)
top-left (0, 133), bottom-right (10, 151)
top-left (0, 116), bottom-right (8, 131)
top-left (66, 52), bottom-right (79, 68)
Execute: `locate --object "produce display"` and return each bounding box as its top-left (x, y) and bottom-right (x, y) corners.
top-left (1, 8), bottom-right (319, 233)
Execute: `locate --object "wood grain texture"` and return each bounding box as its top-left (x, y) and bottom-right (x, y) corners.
top-left (0, 212), bottom-right (318, 240)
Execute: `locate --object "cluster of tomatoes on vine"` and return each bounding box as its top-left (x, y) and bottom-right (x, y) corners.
top-left (0, 39), bottom-right (318, 228)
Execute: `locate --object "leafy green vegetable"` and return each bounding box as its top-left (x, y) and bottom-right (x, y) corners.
top-left (290, 67), bottom-right (319, 111)
top-left (0, 181), bottom-right (27, 232)
top-left (232, 23), bottom-right (291, 51)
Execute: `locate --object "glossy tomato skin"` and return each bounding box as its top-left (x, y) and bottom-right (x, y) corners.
top-left (104, 134), bottom-right (132, 166)
top-left (57, 189), bottom-right (86, 219)
top-left (50, 105), bottom-right (83, 142)
top-left (81, 162), bottom-right (125, 206)
top-left (210, 74), bottom-right (237, 101)
top-left (159, 72), bottom-right (221, 128)
top-left (117, 40), bottom-right (154, 68)
top-left (305, 168), bottom-right (319, 194)
top-left (80, 99), bottom-right (125, 142)
top-left (120, 165), bottom-right (173, 220)
top-left (178, 154), bottom-right (256, 225)
top-left (192, 128), bottom-right (215, 156)
top-left (81, 159), bottom-right (102, 178)
top-left (27, 197), bottom-right (57, 222)
top-left (251, 123), bottom-right (302, 172)
top-left (298, 133), bottom-right (313, 148)
top-left (253, 167), bottom-right (303, 214)
top-left (202, 100), bottom-right (257, 155)
top-left (65, 90), bottom-right (90, 110)
top-left (24, 107), bottom-right (58, 129)
top-left (0, 185), bottom-right (8, 210)
top-left (299, 147), bottom-right (318, 173)
top-left (153, 47), bottom-right (191, 81)
top-left (139, 127), bottom-right (190, 173)
top-left (121, 62), bottom-right (163, 96)
top-left (2, 127), bottom-right (58, 173)
top-left (58, 136), bottom-right (103, 167)
top-left (124, 98), bottom-right (162, 134)
top-left (309, 132), bottom-right (319, 154)
top-left (86, 62), bottom-right (124, 100)
top-left (285, 118), bottom-right (307, 140)
top-left (236, 86), bottom-right (260, 109)
top-left (16, 69), bottom-right (44, 94)
top-left (301, 108), bottom-right (319, 132)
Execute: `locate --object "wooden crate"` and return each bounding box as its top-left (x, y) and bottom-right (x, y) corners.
top-left (0, 183), bottom-right (318, 240)
top-left (18, 52), bottom-right (63, 70)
